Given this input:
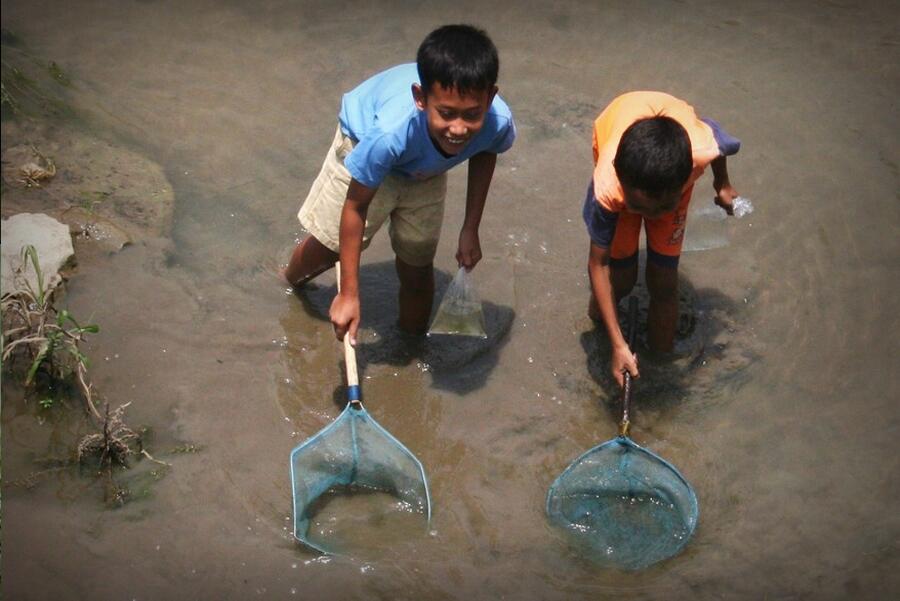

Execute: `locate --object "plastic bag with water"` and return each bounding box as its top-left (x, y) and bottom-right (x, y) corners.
top-left (683, 196), bottom-right (754, 252)
top-left (731, 195), bottom-right (754, 218)
top-left (428, 267), bottom-right (487, 338)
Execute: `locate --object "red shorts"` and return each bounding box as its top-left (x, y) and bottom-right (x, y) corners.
top-left (610, 184), bottom-right (694, 269)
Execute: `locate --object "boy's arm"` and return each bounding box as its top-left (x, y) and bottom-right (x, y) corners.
top-left (330, 179), bottom-right (378, 345)
top-left (457, 151), bottom-right (497, 270)
top-left (701, 117), bottom-right (741, 215)
top-left (711, 156), bottom-right (740, 215)
top-left (588, 242), bottom-right (639, 387)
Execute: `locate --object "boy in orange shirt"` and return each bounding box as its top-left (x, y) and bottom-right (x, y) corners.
top-left (584, 92), bottom-right (742, 386)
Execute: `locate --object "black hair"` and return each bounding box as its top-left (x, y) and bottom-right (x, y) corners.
top-left (613, 116), bottom-right (692, 197)
top-left (416, 24), bottom-right (498, 96)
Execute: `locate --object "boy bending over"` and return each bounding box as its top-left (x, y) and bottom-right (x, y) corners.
top-left (283, 25), bottom-right (516, 345)
top-left (584, 91), bottom-right (742, 386)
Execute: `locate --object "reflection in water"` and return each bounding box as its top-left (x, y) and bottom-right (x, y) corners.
top-left (288, 261), bottom-right (516, 393)
top-left (577, 273), bottom-right (760, 411)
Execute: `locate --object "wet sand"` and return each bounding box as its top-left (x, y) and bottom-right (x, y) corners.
top-left (2, 1), bottom-right (899, 599)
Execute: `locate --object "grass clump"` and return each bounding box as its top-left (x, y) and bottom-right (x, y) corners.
top-left (2, 245), bottom-right (167, 502)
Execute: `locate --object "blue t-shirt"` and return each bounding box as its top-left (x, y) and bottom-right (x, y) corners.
top-left (338, 63), bottom-right (516, 188)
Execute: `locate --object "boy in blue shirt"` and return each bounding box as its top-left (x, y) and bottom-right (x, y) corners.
top-left (282, 25), bottom-right (516, 345)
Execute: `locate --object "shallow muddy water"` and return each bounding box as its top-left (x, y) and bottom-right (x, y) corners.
top-left (553, 490), bottom-right (692, 569)
top-left (304, 488), bottom-right (429, 557)
top-left (2, 1), bottom-right (899, 600)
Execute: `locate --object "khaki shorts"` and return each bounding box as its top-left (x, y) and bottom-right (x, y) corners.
top-left (298, 126), bottom-right (447, 267)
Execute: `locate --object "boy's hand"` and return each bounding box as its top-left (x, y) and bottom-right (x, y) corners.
top-left (611, 343), bottom-right (639, 388)
top-left (330, 292), bottom-right (361, 345)
top-left (714, 183), bottom-right (740, 216)
top-left (456, 227), bottom-right (482, 270)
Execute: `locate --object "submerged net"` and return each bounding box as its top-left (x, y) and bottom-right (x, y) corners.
top-left (290, 404), bottom-right (431, 553)
top-left (547, 436), bottom-right (698, 570)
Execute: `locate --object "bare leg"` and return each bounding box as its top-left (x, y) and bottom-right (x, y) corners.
top-left (645, 261), bottom-right (678, 353)
top-left (281, 236), bottom-right (338, 287)
top-left (395, 257), bottom-right (434, 335)
top-left (611, 261), bottom-right (638, 303)
top-left (588, 260), bottom-right (637, 321)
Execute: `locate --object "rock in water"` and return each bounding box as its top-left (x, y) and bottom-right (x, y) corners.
top-left (1, 213), bottom-right (75, 297)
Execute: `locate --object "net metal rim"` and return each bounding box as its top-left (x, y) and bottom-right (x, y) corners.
top-left (290, 402), bottom-right (432, 554)
top-left (546, 435), bottom-right (699, 568)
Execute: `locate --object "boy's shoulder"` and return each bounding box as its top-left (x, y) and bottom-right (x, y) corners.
top-left (488, 93), bottom-right (514, 122)
top-left (593, 90), bottom-right (717, 163)
top-left (595, 91), bottom-right (692, 131)
top-left (340, 64), bottom-right (419, 140)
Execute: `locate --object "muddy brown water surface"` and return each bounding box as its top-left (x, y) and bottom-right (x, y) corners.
top-left (2, 1), bottom-right (899, 599)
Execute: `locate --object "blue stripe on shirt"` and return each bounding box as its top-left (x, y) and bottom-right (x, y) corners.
top-left (701, 117), bottom-right (741, 156)
top-left (582, 180), bottom-right (618, 248)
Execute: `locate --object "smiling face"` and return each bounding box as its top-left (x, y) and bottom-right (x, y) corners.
top-left (412, 82), bottom-right (496, 156)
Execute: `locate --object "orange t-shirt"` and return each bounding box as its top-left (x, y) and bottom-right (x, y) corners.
top-left (592, 91), bottom-right (720, 212)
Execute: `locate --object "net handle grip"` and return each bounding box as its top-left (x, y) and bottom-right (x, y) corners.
top-left (619, 297), bottom-right (639, 436)
top-left (335, 262), bottom-right (361, 405)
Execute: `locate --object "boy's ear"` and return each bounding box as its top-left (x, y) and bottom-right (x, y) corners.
top-left (489, 85), bottom-right (498, 104)
top-left (412, 83), bottom-right (427, 111)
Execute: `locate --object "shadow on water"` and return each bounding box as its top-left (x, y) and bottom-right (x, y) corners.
top-left (579, 271), bottom-right (760, 422)
top-left (290, 260), bottom-right (515, 396)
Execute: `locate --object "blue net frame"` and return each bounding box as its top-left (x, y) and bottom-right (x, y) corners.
top-left (290, 403), bottom-right (431, 554)
top-left (547, 435), bottom-right (698, 570)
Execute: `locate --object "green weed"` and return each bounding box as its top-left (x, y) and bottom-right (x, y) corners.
top-left (76, 190), bottom-right (111, 213)
top-left (1, 245), bottom-right (98, 388)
